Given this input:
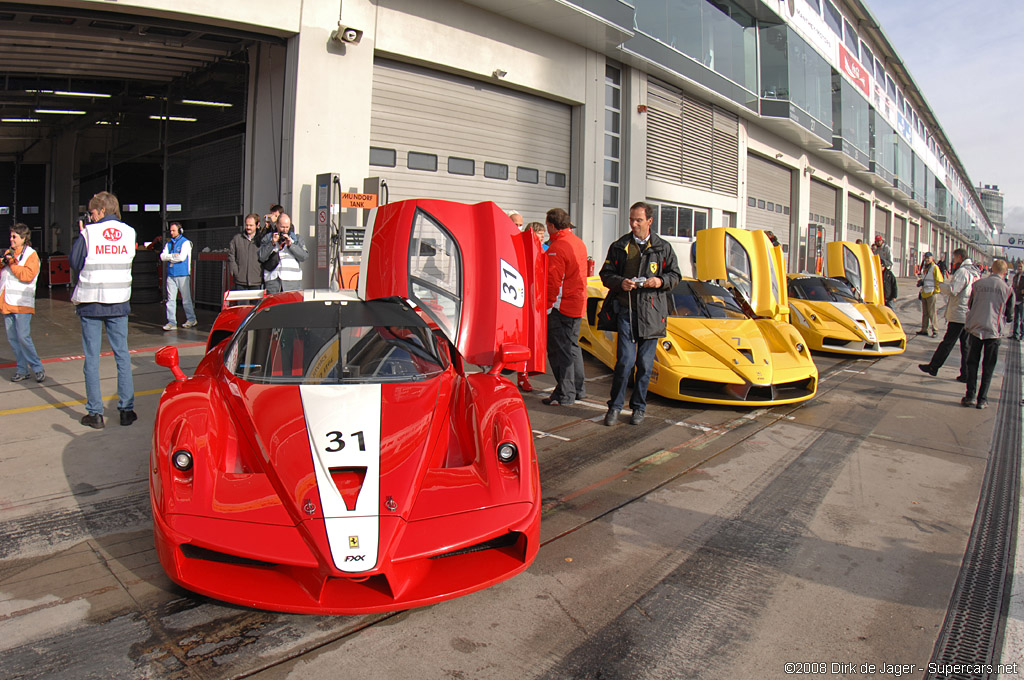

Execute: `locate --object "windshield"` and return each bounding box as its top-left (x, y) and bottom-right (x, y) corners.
top-left (724, 233), bottom-right (753, 303)
top-left (842, 246), bottom-right (862, 294)
top-left (670, 280), bottom-right (748, 320)
top-left (788, 277), bottom-right (861, 304)
top-left (224, 299), bottom-right (447, 385)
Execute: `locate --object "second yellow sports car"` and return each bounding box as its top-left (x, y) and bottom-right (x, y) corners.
top-left (580, 228), bottom-right (817, 406)
top-left (786, 241), bottom-right (906, 355)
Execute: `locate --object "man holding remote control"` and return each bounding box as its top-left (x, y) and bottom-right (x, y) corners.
top-left (598, 201), bottom-right (681, 426)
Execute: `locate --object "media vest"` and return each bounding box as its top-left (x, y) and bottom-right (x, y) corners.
top-left (72, 220), bottom-right (136, 304)
top-left (165, 235), bottom-right (191, 277)
top-left (0, 245), bottom-right (39, 309)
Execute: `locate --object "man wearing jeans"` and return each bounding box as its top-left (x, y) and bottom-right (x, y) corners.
top-left (160, 222), bottom-right (197, 331)
top-left (71, 191), bottom-right (137, 429)
top-left (599, 202), bottom-right (681, 426)
top-left (962, 260), bottom-right (1013, 409)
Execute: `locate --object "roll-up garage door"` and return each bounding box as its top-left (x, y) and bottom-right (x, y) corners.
top-left (874, 206), bottom-right (891, 243)
top-left (747, 153), bottom-right (792, 250)
top-left (847, 195), bottom-right (868, 240)
top-left (893, 215), bottom-right (906, 275)
top-left (370, 59), bottom-right (570, 223)
top-left (647, 78), bottom-right (738, 195)
top-left (810, 179), bottom-right (838, 241)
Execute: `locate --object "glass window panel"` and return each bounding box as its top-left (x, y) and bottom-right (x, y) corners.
top-left (605, 63), bottom-right (621, 86)
top-left (604, 159), bottom-right (619, 183)
top-left (546, 171), bottom-right (566, 188)
top-left (843, 19), bottom-right (858, 55)
top-left (860, 42), bottom-right (874, 69)
top-left (842, 245), bottom-right (861, 294)
top-left (407, 151), bottom-right (437, 172)
top-left (408, 212), bottom-right (461, 341)
top-left (369, 147), bottom-right (396, 167)
top-left (824, 0), bottom-right (842, 37)
top-left (660, 205), bottom-right (677, 237)
top-left (748, 196), bottom-right (757, 207)
top-left (677, 207), bottom-right (693, 238)
top-left (875, 59), bottom-right (885, 82)
top-left (767, 202), bottom-right (775, 212)
top-left (516, 167), bottom-right (539, 184)
top-left (603, 184), bottom-right (619, 208)
top-left (701, 0), bottom-right (757, 92)
top-left (803, 0), bottom-right (820, 11)
top-left (484, 162), bottom-right (508, 180)
top-left (605, 109), bottom-right (620, 134)
top-left (724, 233), bottom-right (754, 302)
top-left (775, 204), bottom-right (783, 213)
top-left (447, 157), bottom-right (474, 176)
top-left (605, 134), bottom-right (620, 158)
top-left (757, 199), bottom-right (766, 209)
top-left (606, 84), bottom-right (621, 109)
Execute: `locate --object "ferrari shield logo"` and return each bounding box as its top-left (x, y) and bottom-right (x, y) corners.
top-left (649, 262), bottom-right (657, 274)
top-left (349, 536), bottom-right (359, 549)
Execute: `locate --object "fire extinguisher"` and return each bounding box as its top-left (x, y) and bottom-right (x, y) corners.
top-left (587, 257), bottom-right (595, 276)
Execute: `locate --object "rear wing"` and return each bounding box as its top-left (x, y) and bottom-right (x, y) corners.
top-left (222, 289), bottom-right (266, 310)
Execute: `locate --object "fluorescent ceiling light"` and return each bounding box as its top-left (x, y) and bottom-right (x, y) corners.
top-left (1, 118), bottom-right (41, 123)
top-left (54, 90), bottom-right (111, 98)
top-left (181, 99), bottom-right (232, 107)
top-left (35, 109), bottom-right (86, 115)
top-left (95, 120), bottom-right (119, 126)
top-left (149, 115), bottom-right (197, 122)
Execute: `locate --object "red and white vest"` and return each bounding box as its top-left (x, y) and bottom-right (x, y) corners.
top-left (72, 220), bottom-right (137, 304)
top-left (0, 246), bottom-right (39, 309)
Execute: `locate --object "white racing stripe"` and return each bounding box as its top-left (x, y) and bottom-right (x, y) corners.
top-left (831, 302), bottom-right (877, 342)
top-left (300, 384), bottom-right (382, 573)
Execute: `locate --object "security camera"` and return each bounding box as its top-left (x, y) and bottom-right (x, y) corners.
top-left (332, 24), bottom-right (363, 44)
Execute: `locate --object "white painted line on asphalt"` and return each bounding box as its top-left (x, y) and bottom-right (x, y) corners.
top-left (532, 430), bottom-right (571, 441)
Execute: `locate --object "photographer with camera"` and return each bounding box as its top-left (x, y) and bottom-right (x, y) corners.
top-left (257, 204), bottom-right (283, 244)
top-left (258, 212), bottom-right (307, 293)
top-left (1, 223), bottom-right (45, 384)
top-left (598, 201), bottom-right (680, 426)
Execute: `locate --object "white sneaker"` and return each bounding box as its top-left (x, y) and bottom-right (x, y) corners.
top-left (182, 320), bottom-right (198, 329)
top-left (162, 323), bottom-right (177, 331)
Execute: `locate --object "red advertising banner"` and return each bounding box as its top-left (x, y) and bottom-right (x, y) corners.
top-left (839, 44), bottom-right (870, 98)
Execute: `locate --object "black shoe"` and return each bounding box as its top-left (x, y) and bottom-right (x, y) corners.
top-left (541, 396), bottom-right (561, 406)
top-left (603, 408), bottom-right (620, 426)
top-left (119, 410), bottom-right (138, 426)
top-left (961, 396), bottom-right (975, 408)
top-left (918, 364), bottom-right (937, 377)
top-left (629, 409), bottom-right (645, 426)
top-left (916, 331), bottom-right (929, 336)
top-left (955, 375), bottom-right (967, 383)
top-left (976, 400), bottom-right (988, 410)
top-left (931, 331), bottom-right (938, 337)
top-left (81, 413), bottom-right (105, 429)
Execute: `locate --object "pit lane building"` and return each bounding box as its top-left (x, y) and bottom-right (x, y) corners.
top-left (0, 0), bottom-right (996, 297)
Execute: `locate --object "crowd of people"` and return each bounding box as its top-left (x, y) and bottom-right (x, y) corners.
top-left (1, 190), bottom-right (1020, 428)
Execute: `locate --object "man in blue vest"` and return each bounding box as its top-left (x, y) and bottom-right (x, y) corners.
top-left (71, 191), bottom-right (137, 428)
top-left (160, 222), bottom-right (197, 331)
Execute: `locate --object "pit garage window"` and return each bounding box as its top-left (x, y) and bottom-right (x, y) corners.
top-left (408, 152), bottom-right (438, 172)
top-left (484, 162), bottom-right (508, 180)
top-left (842, 245), bottom-right (862, 295)
top-left (670, 281), bottom-right (747, 319)
top-left (724, 233), bottom-right (754, 303)
top-left (224, 301), bottom-right (447, 385)
top-left (370, 147), bottom-right (397, 167)
top-left (408, 210), bottom-right (462, 342)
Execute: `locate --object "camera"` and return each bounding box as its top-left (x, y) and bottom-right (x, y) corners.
top-left (631, 277), bottom-right (648, 285)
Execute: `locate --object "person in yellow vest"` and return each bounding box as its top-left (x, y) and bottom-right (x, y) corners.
top-left (1, 223), bottom-right (45, 383)
top-left (917, 251), bottom-right (944, 337)
top-left (71, 191), bottom-right (138, 429)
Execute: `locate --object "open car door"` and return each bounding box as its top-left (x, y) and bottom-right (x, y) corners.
top-left (360, 199), bottom-right (546, 373)
top-left (825, 241), bottom-right (883, 305)
top-left (695, 227), bottom-right (789, 322)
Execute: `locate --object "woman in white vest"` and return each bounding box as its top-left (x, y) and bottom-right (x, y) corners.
top-left (0, 223), bottom-right (45, 383)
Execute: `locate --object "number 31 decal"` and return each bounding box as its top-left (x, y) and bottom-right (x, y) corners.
top-left (325, 430), bottom-right (366, 453)
top-left (499, 258), bottom-right (525, 308)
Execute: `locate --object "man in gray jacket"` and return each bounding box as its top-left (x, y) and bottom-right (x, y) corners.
top-left (962, 259), bottom-right (1013, 409)
top-left (919, 248), bottom-right (979, 379)
top-left (229, 213), bottom-right (263, 290)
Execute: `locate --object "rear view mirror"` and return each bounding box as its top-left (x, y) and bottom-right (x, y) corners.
top-left (155, 346), bottom-right (187, 381)
top-left (488, 343), bottom-right (531, 375)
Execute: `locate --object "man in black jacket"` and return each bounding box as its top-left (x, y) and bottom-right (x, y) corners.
top-left (599, 201), bottom-right (681, 426)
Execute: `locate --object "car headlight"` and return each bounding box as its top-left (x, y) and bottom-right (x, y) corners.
top-left (172, 449), bottom-right (193, 472)
top-left (496, 442), bottom-right (518, 463)
top-left (891, 317), bottom-right (900, 326)
top-left (662, 340), bottom-right (672, 351)
top-left (795, 343), bottom-right (805, 354)
top-left (809, 313), bottom-right (818, 322)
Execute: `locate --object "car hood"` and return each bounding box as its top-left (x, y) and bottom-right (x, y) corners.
top-left (791, 298), bottom-right (877, 342)
top-left (665, 316), bottom-right (804, 386)
top-left (229, 377), bottom-right (447, 572)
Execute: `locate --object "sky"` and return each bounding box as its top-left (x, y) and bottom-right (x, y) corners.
top-left (866, 0), bottom-right (1024, 233)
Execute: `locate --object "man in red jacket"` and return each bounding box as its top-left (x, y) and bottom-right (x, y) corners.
top-left (542, 208), bottom-right (589, 406)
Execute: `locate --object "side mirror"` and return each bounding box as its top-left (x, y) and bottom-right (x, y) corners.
top-left (488, 343), bottom-right (531, 375)
top-left (155, 346), bottom-right (187, 381)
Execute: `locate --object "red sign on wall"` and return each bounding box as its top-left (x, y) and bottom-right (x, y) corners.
top-left (839, 44), bottom-right (870, 98)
